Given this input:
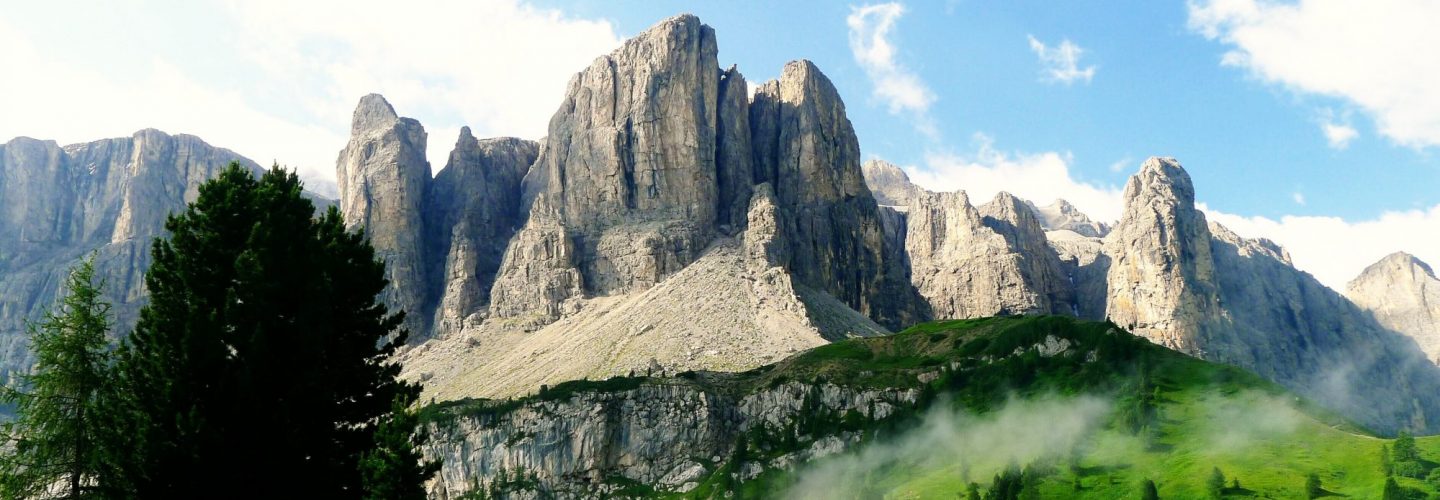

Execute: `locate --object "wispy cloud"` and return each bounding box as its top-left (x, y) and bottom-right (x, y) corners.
top-left (1189, 0), bottom-right (1440, 148)
top-left (847, 3), bottom-right (939, 139)
top-left (1321, 121), bottom-right (1358, 149)
top-left (1292, 191), bottom-right (1307, 205)
top-left (1027, 35), bottom-right (1096, 85)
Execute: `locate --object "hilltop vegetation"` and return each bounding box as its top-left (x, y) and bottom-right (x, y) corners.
top-left (423, 316), bottom-right (1440, 498)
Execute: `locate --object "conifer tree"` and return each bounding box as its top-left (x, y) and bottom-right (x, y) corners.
top-left (1207, 467), bottom-right (1226, 498)
top-left (1141, 479), bottom-right (1160, 500)
top-left (109, 164), bottom-right (433, 497)
top-left (0, 257), bottom-right (118, 498)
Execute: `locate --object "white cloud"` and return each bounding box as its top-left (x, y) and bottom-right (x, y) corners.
top-left (847, 3), bottom-right (939, 138)
top-left (903, 134), bottom-right (1125, 223)
top-left (1202, 204), bottom-right (1440, 290)
top-left (0, 1), bottom-right (621, 184)
top-left (1291, 191), bottom-right (1306, 205)
top-left (1321, 121), bottom-right (1358, 149)
top-left (1027, 35), bottom-right (1096, 85)
top-left (1189, 0), bottom-right (1440, 148)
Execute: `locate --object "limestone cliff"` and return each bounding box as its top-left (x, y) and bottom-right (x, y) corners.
top-left (336, 94), bottom-right (432, 335)
top-left (0, 130), bottom-right (290, 380)
top-left (425, 131), bottom-right (539, 332)
top-left (1103, 157), bottom-right (1222, 354)
top-left (1347, 253), bottom-right (1440, 364)
top-left (861, 159), bottom-right (920, 208)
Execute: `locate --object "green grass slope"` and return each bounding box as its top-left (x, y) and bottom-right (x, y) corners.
top-left (422, 316), bottom-right (1440, 499)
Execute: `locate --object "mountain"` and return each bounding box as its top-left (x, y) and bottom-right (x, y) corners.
top-left (1348, 252), bottom-right (1440, 363)
top-left (0, 129), bottom-right (336, 382)
top-left (391, 15), bottom-right (916, 399)
top-left (1025, 198), bottom-right (1110, 237)
top-left (417, 315), bottom-right (1437, 499)
top-left (860, 159), bottom-right (920, 207)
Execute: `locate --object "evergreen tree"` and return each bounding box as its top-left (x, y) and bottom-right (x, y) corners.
top-left (1394, 431), bottom-right (1419, 462)
top-left (1141, 479), bottom-right (1160, 500)
top-left (1305, 472), bottom-right (1322, 499)
top-left (359, 397), bottom-right (440, 499)
top-left (0, 257), bottom-right (118, 499)
top-left (109, 164), bottom-right (433, 497)
top-left (965, 482), bottom-right (981, 500)
top-left (984, 462), bottom-right (1023, 500)
top-left (1207, 467), bottom-right (1226, 498)
top-left (1382, 477), bottom-right (1402, 500)
top-left (1382, 444), bottom-right (1394, 476)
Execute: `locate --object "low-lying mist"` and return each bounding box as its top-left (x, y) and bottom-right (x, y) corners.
top-left (784, 394), bottom-right (1111, 499)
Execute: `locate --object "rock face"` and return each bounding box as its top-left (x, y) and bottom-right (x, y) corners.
top-left (1103, 157), bottom-right (1222, 355)
top-left (422, 381), bottom-right (919, 498)
top-left (336, 94), bottom-right (433, 334)
top-left (750, 60), bottom-right (908, 328)
top-left (0, 130), bottom-right (295, 380)
top-left (861, 159), bottom-right (919, 207)
top-left (1348, 253), bottom-right (1440, 363)
top-left (425, 131), bottom-right (539, 332)
top-left (488, 14), bottom-right (723, 322)
top-left (1026, 199), bottom-right (1110, 237)
top-left (904, 190), bottom-right (1068, 318)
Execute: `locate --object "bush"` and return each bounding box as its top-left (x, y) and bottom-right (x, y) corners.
top-left (1393, 460), bottom-right (1426, 479)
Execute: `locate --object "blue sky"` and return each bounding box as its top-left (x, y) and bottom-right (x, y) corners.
top-left (1, 0), bottom-right (1436, 288)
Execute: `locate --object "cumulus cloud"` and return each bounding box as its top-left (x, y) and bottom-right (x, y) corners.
top-left (0, 1), bottom-right (621, 184)
top-left (903, 134), bottom-right (1125, 222)
top-left (847, 3), bottom-right (939, 138)
top-left (1202, 203), bottom-right (1440, 290)
top-left (1027, 35), bottom-right (1096, 85)
top-left (1189, 0), bottom-right (1440, 148)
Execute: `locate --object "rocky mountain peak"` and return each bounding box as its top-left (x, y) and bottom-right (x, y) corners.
top-left (1104, 156), bottom-right (1220, 354)
top-left (861, 159), bottom-right (919, 207)
top-left (336, 94), bottom-right (431, 334)
top-left (1026, 198), bottom-right (1110, 237)
top-left (1346, 252), bottom-right (1440, 363)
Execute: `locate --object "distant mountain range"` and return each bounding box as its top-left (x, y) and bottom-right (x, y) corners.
top-left (2, 12), bottom-right (1439, 497)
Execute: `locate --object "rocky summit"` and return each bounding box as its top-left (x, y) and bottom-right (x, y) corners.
top-left (1348, 252), bottom-right (1440, 363)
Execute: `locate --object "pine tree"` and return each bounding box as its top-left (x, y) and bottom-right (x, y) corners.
top-left (1381, 444), bottom-right (1394, 476)
top-left (108, 164), bottom-right (434, 497)
top-left (0, 256), bottom-right (118, 498)
top-left (1382, 477), bottom-right (1402, 500)
top-left (1207, 467), bottom-right (1226, 498)
top-left (1305, 472), bottom-right (1322, 499)
top-left (360, 397), bottom-right (440, 499)
top-left (1394, 431), bottom-right (1419, 462)
top-left (966, 482), bottom-right (981, 500)
top-left (1141, 479), bottom-right (1160, 500)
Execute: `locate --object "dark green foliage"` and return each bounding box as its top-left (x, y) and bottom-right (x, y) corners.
top-left (1305, 472), bottom-right (1322, 499)
top-left (1207, 467), bottom-right (1225, 498)
top-left (1394, 431), bottom-right (1419, 462)
top-left (1141, 479), bottom-right (1160, 500)
top-left (0, 257), bottom-right (119, 498)
top-left (1393, 460), bottom-right (1426, 479)
top-left (1383, 477), bottom-right (1402, 500)
top-left (965, 482), bottom-right (981, 500)
top-left (1382, 444), bottom-right (1394, 476)
top-left (360, 397), bottom-right (441, 499)
top-left (107, 164), bottom-right (433, 497)
top-left (984, 462), bottom-right (1023, 500)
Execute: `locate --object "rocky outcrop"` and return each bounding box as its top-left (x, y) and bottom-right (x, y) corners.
top-left (503, 14), bottom-right (720, 302)
top-left (425, 131), bottom-right (539, 332)
top-left (1347, 253), bottom-right (1440, 364)
top-left (905, 190), bottom-right (1068, 319)
top-left (1026, 199), bottom-right (1110, 237)
top-left (0, 130), bottom-right (289, 380)
top-left (715, 65), bottom-right (754, 233)
top-left (336, 94), bottom-right (432, 334)
top-left (1046, 230), bottom-right (1109, 320)
top-left (861, 159), bottom-right (920, 208)
top-left (749, 60), bottom-right (908, 328)
top-left (1103, 157), bottom-right (1222, 354)
top-left (422, 381), bottom-right (919, 498)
